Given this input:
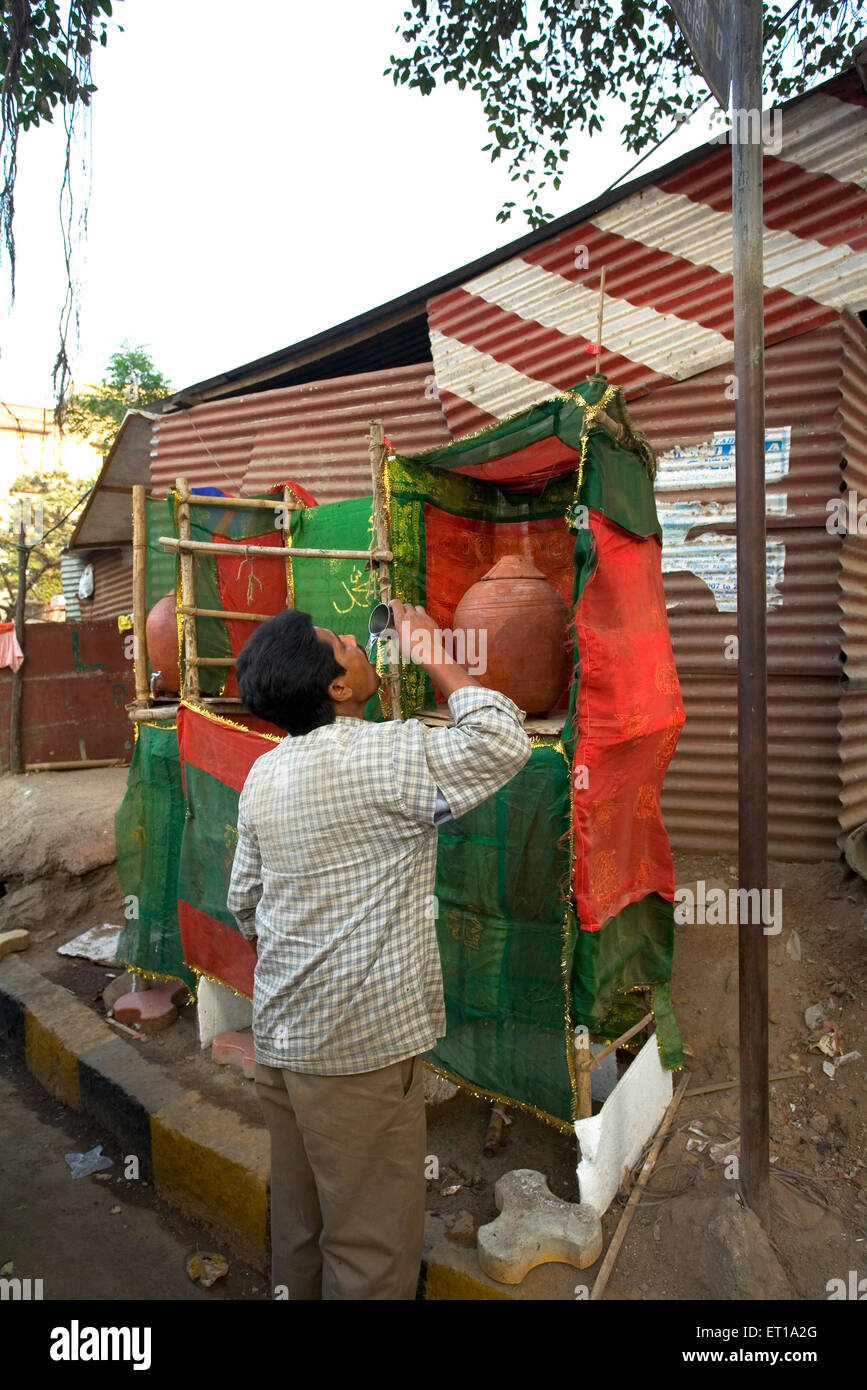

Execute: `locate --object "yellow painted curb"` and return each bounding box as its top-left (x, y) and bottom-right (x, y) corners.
top-left (151, 1093), bottom-right (269, 1271)
top-left (425, 1262), bottom-right (511, 1300)
top-left (24, 991), bottom-right (114, 1111)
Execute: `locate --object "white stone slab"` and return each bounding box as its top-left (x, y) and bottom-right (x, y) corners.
top-left (197, 973), bottom-right (253, 1049)
top-left (575, 1033), bottom-right (673, 1216)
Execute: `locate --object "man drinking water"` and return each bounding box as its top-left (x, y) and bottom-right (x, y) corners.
top-left (228, 599), bottom-right (530, 1300)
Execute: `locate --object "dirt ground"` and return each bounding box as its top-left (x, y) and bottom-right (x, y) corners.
top-left (1, 769), bottom-right (865, 1299)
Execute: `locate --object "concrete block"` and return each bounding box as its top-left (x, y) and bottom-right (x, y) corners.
top-left (196, 974), bottom-right (252, 1048)
top-left (211, 1031), bottom-right (256, 1079)
top-left (477, 1170), bottom-right (602, 1285)
top-left (575, 1032), bottom-right (673, 1217)
top-left (423, 1213), bottom-right (582, 1301)
top-left (113, 980), bottom-right (188, 1034)
top-left (150, 1092), bottom-right (268, 1271)
top-left (0, 929), bottom-right (30, 959)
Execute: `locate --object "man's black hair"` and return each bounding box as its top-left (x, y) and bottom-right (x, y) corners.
top-left (236, 609), bottom-right (345, 736)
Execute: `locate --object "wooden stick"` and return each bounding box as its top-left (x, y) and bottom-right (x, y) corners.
top-left (575, 1037), bottom-right (594, 1120)
top-left (159, 536), bottom-right (392, 562)
top-left (132, 485), bottom-right (149, 705)
top-left (368, 420), bottom-right (403, 721)
top-left (282, 485), bottom-right (295, 609)
top-left (589, 1070), bottom-right (690, 1302)
top-left (187, 656), bottom-right (236, 667)
top-left (596, 265), bottom-right (606, 376)
top-left (185, 493), bottom-right (288, 512)
top-left (106, 1016), bottom-right (146, 1039)
top-left (175, 476), bottom-right (200, 700)
top-left (180, 605), bottom-right (274, 622)
top-left (586, 1012), bottom-right (654, 1069)
top-left (684, 1069), bottom-right (805, 1098)
top-left (25, 758), bottom-right (129, 771)
top-left (129, 706), bottom-right (179, 722)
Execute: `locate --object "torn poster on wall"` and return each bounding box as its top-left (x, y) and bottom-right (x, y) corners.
top-left (654, 427), bottom-right (791, 613)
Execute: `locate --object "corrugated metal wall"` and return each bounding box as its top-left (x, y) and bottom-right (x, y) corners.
top-left (624, 322), bottom-right (851, 860)
top-left (60, 550), bottom-right (84, 621)
top-left (150, 362), bottom-right (451, 502)
top-left (82, 548), bottom-right (134, 623)
top-left (838, 312), bottom-right (867, 841)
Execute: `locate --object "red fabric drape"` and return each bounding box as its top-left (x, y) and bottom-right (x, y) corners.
top-left (571, 513), bottom-right (685, 929)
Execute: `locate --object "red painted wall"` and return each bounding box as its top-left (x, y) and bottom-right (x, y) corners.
top-left (0, 621), bottom-right (134, 769)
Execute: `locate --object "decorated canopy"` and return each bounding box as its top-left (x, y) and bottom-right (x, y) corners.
top-left (115, 376), bottom-right (685, 1126)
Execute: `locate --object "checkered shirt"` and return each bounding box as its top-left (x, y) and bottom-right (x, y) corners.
top-left (227, 685), bottom-right (531, 1074)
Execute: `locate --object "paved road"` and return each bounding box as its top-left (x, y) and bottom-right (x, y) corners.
top-left (0, 1045), bottom-right (263, 1302)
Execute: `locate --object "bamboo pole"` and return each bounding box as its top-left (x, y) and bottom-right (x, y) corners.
top-left (185, 493), bottom-right (287, 512)
top-left (368, 420), bottom-right (403, 722)
top-left (25, 758), bottom-right (129, 771)
top-left (595, 265), bottom-right (606, 377)
top-left (574, 1012), bottom-right (654, 1118)
top-left (159, 536), bottom-right (392, 562)
top-left (180, 605), bottom-right (274, 622)
top-left (585, 1012), bottom-right (653, 1069)
top-left (132, 485), bottom-right (149, 705)
top-left (282, 485), bottom-right (297, 609)
top-left (589, 1071), bottom-right (690, 1302)
top-left (175, 477), bottom-right (200, 699)
top-left (130, 706), bottom-right (179, 722)
top-left (187, 657), bottom-right (236, 667)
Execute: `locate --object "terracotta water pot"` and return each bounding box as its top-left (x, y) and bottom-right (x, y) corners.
top-left (452, 554), bottom-right (570, 715)
top-left (145, 593), bottom-right (181, 695)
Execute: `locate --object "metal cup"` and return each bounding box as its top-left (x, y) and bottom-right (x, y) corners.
top-left (368, 602), bottom-right (395, 639)
top-left (366, 601), bottom-right (396, 657)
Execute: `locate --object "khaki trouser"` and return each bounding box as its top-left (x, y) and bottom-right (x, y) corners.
top-left (254, 1055), bottom-right (426, 1300)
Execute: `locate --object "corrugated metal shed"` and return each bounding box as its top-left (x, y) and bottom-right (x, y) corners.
top-left (427, 72), bottom-right (867, 438)
top-left (60, 550), bottom-right (84, 622)
top-left (150, 363), bottom-right (450, 502)
top-left (83, 548), bottom-right (134, 623)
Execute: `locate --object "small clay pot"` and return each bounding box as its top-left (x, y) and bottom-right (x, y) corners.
top-left (453, 555), bottom-right (570, 715)
top-left (145, 593), bottom-right (181, 695)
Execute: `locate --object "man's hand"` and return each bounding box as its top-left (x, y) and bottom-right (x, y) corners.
top-left (387, 599), bottom-right (480, 699)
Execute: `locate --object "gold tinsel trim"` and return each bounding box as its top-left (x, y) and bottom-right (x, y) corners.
top-left (190, 962), bottom-right (253, 1003)
top-left (422, 1060), bottom-right (574, 1135)
top-left (116, 960), bottom-right (196, 998)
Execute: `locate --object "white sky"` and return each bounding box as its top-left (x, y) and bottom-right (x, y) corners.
top-left (0, 0), bottom-right (724, 406)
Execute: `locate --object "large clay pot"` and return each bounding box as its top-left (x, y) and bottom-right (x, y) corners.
top-left (145, 593), bottom-right (181, 695)
top-left (452, 555), bottom-right (570, 715)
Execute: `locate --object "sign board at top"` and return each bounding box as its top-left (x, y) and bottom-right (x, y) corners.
top-left (669, 0), bottom-right (734, 109)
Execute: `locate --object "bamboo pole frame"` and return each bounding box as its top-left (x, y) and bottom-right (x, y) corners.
top-left (132, 484), bottom-right (149, 705)
top-left (368, 420), bottom-right (403, 721)
top-left (282, 485), bottom-right (297, 608)
top-left (180, 605), bottom-right (274, 622)
top-left (159, 536), bottom-right (392, 562)
top-left (175, 476), bottom-right (200, 700)
top-left (185, 493), bottom-right (288, 512)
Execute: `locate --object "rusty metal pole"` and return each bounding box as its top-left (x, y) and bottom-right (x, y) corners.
top-left (732, 0), bottom-right (770, 1228)
top-left (8, 520), bottom-right (28, 774)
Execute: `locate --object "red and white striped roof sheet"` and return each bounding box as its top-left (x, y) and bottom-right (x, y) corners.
top-left (427, 72), bottom-right (867, 438)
